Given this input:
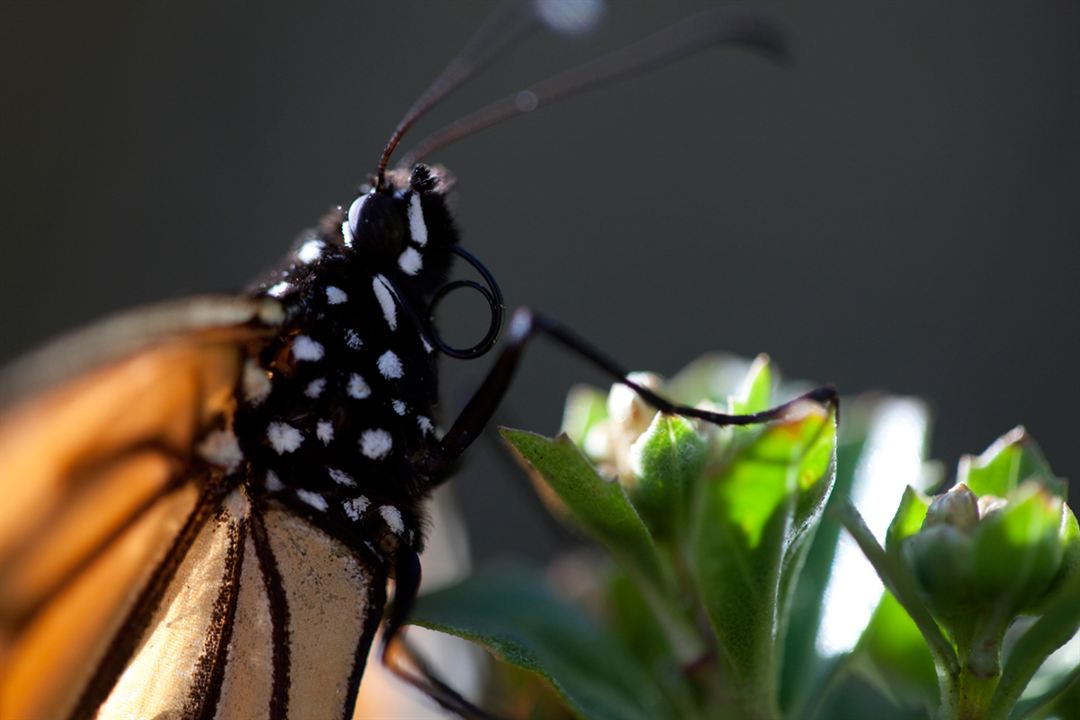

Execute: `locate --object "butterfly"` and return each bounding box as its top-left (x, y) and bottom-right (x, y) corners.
top-left (0, 4), bottom-right (828, 719)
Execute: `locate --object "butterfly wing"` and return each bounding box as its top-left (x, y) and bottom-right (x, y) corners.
top-left (0, 295), bottom-right (285, 719)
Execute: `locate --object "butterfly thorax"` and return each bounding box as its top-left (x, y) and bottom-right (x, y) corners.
top-left (213, 165), bottom-right (459, 563)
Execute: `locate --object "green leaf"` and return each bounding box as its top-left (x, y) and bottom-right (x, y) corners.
top-left (886, 486), bottom-right (931, 556)
top-left (690, 402), bottom-right (836, 712)
top-left (412, 567), bottom-right (674, 720)
top-left (730, 354), bottom-right (773, 415)
top-left (856, 592), bottom-right (939, 707)
top-left (958, 427), bottom-right (1061, 499)
top-left (628, 414), bottom-right (706, 540)
top-left (561, 384), bottom-right (609, 448)
top-left (666, 353), bottom-right (755, 405)
top-left (500, 428), bottom-right (674, 597)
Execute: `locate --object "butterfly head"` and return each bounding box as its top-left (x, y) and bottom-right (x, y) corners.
top-left (344, 164), bottom-right (458, 294)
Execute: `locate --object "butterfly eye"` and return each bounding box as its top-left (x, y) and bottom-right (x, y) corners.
top-left (347, 192), bottom-right (371, 238)
top-left (346, 191), bottom-right (407, 260)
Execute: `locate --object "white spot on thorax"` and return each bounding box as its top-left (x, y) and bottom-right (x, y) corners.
top-left (360, 429), bottom-right (393, 459)
top-left (305, 378), bottom-right (326, 398)
top-left (296, 489), bottom-right (328, 511)
top-left (398, 247), bottom-right (423, 275)
top-left (316, 420), bottom-right (334, 444)
top-left (348, 373), bottom-right (371, 399)
top-left (379, 505), bottom-right (405, 535)
top-left (242, 359), bottom-right (272, 405)
top-left (421, 334), bottom-right (434, 354)
top-left (265, 470), bottom-right (284, 492)
top-left (345, 329), bottom-right (363, 350)
top-left (378, 350), bottom-right (404, 379)
top-left (373, 275), bottom-right (397, 330)
top-left (325, 286), bottom-right (348, 305)
top-left (197, 429), bottom-right (244, 472)
top-left (408, 192), bottom-right (428, 247)
top-left (267, 281), bottom-right (291, 298)
top-left (341, 220), bottom-right (354, 248)
top-left (392, 399), bottom-right (407, 416)
top-left (267, 422), bottom-right (303, 454)
top-left (292, 335), bottom-right (325, 362)
top-left (343, 496), bottom-right (370, 521)
top-left (297, 239), bottom-right (324, 264)
top-left (327, 467), bottom-right (356, 486)
top-left (417, 416), bottom-right (435, 436)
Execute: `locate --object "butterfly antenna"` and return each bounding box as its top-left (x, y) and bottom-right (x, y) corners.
top-left (376, 1), bottom-right (572, 188)
top-left (399, 9), bottom-right (788, 169)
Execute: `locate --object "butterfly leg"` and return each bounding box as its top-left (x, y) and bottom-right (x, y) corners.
top-left (425, 306), bottom-right (837, 472)
top-left (380, 550), bottom-right (504, 720)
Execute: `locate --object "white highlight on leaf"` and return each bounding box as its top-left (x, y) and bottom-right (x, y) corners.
top-left (266, 422), bottom-right (303, 454)
top-left (417, 416), bottom-right (434, 436)
top-left (296, 489), bottom-right (328, 511)
top-left (316, 420), bottom-right (334, 445)
top-left (305, 378), bottom-right (326, 398)
top-left (265, 470), bottom-right (284, 492)
top-left (348, 373), bottom-right (372, 399)
top-left (327, 467), bottom-right (356, 486)
top-left (197, 429), bottom-right (244, 472)
top-left (379, 505), bottom-right (405, 535)
top-left (360, 429), bottom-right (393, 459)
top-left (292, 335), bottom-right (325, 362)
top-left (297, 238), bottom-right (324, 264)
top-left (408, 192), bottom-right (428, 246)
top-left (267, 281), bottom-right (291, 298)
top-left (242, 359), bottom-right (272, 405)
top-left (325, 286), bottom-right (348, 305)
top-left (373, 275), bottom-right (397, 330)
top-left (377, 350), bottom-right (404, 379)
top-left (398, 247), bottom-right (423, 276)
top-left (392, 399), bottom-right (407, 416)
top-left (344, 329), bottom-right (363, 350)
top-left (343, 496), bottom-right (370, 521)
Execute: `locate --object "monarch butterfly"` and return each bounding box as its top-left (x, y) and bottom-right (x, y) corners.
top-left (0, 3), bottom-right (834, 719)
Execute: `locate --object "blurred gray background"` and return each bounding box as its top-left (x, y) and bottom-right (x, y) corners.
top-left (2, 1), bottom-right (1078, 562)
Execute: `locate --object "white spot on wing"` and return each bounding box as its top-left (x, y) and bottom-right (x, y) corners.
top-left (197, 429), bottom-right (244, 472)
top-left (325, 286), bottom-right (348, 305)
top-left (343, 496), bottom-right (370, 521)
top-left (265, 470), bottom-right (284, 492)
top-left (373, 275), bottom-right (397, 330)
top-left (392, 399), bottom-right (407, 416)
top-left (292, 335), bottom-right (325, 362)
top-left (377, 350), bottom-right (404, 379)
top-left (222, 489), bottom-right (250, 519)
top-left (316, 420), bottom-right (334, 444)
top-left (348, 373), bottom-right (371, 399)
top-left (398, 247), bottom-right (423, 275)
top-left (380, 505), bottom-right (405, 535)
top-left (297, 238), bottom-right (324, 264)
top-left (360, 429), bottom-right (393, 459)
top-left (305, 378), bottom-right (326, 398)
top-left (267, 281), bottom-right (290, 298)
top-left (417, 416), bottom-right (434, 436)
top-left (345, 329), bottom-right (363, 350)
top-left (296, 489), bottom-right (328, 511)
top-left (242, 359), bottom-right (272, 405)
top-left (408, 192), bottom-right (428, 246)
top-left (267, 422), bottom-right (303, 454)
top-left (327, 467), bottom-right (356, 486)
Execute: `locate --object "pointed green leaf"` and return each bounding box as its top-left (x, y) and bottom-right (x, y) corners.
top-left (412, 567), bottom-right (674, 720)
top-left (500, 428), bottom-right (674, 596)
top-left (561, 384), bottom-right (609, 448)
top-left (730, 354), bottom-right (773, 415)
top-left (628, 413), bottom-right (706, 540)
top-left (886, 486), bottom-right (931, 556)
top-left (958, 427), bottom-right (1061, 499)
